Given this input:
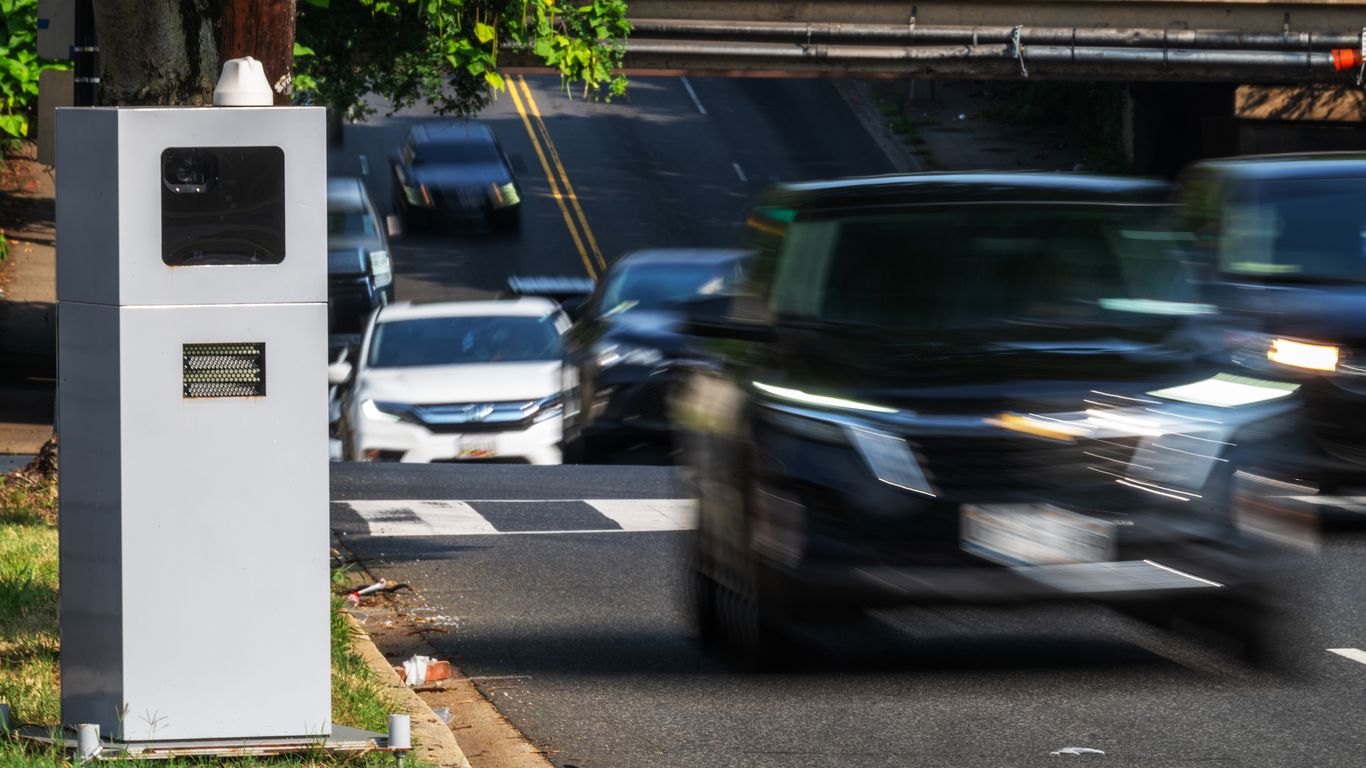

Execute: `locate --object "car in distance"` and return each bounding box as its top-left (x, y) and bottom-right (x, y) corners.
top-left (391, 121), bottom-right (522, 232)
top-left (561, 248), bottom-right (750, 462)
top-left (676, 173), bottom-right (1303, 663)
top-left (1176, 153), bottom-right (1366, 524)
top-left (331, 298), bottom-right (569, 464)
top-left (327, 177), bottom-right (393, 357)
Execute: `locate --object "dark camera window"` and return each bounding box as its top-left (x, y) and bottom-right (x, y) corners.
top-left (161, 146), bottom-right (286, 266)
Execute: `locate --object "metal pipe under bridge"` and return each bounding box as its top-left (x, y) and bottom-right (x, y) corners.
top-left (516, 0), bottom-right (1366, 81)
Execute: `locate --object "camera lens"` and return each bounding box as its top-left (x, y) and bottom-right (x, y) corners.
top-left (175, 166), bottom-right (194, 183)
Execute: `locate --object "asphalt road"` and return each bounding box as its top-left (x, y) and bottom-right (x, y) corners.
top-left (327, 76), bottom-right (891, 302)
top-left (333, 464), bottom-right (1366, 768)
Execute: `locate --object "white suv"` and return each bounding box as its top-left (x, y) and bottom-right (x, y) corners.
top-left (332, 298), bottom-right (569, 464)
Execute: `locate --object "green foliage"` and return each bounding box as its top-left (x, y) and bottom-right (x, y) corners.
top-left (0, 0), bottom-right (68, 145)
top-left (990, 81), bottom-right (1131, 173)
top-left (295, 0), bottom-right (631, 120)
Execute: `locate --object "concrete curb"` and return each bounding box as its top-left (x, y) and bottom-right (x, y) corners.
top-left (347, 614), bottom-right (472, 768)
top-left (832, 79), bottom-right (924, 174)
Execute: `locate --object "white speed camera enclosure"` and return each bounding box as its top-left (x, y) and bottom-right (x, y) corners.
top-left (56, 104), bottom-right (329, 741)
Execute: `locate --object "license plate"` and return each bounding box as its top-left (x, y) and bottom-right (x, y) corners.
top-left (455, 436), bottom-right (497, 459)
top-left (961, 504), bottom-right (1115, 566)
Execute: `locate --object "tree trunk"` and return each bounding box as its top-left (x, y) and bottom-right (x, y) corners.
top-left (220, 0), bottom-right (297, 105)
top-left (93, 1), bottom-right (223, 106)
top-left (93, 0), bottom-right (296, 107)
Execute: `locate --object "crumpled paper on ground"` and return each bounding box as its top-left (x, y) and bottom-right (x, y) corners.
top-left (402, 655), bottom-right (432, 686)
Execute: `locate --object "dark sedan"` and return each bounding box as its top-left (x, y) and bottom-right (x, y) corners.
top-left (561, 248), bottom-right (750, 462)
top-left (391, 121), bottom-right (521, 232)
top-left (328, 177), bottom-right (393, 358)
top-left (676, 173), bottom-right (1306, 665)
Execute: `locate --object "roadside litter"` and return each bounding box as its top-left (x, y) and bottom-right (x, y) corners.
top-left (1051, 747), bottom-right (1106, 756)
top-left (395, 654), bottom-right (453, 686)
top-left (431, 707), bottom-right (453, 725)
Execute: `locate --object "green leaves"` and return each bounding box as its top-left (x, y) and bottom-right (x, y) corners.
top-left (0, 0), bottom-right (68, 144)
top-left (300, 0), bottom-right (331, 8)
top-left (293, 0), bottom-right (631, 120)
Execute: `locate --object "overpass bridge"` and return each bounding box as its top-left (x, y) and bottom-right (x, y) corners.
top-left (529, 0), bottom-right (1366, 81)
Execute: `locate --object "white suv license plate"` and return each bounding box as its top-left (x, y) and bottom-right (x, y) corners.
top-left (961, 504), bottom-right (1116, 566)
top-left (455, 435), bottom-right (498, 459)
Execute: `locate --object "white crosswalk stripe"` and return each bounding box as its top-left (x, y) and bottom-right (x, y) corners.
top-left (588, 499), bottom-right (697, 531)
top-left (347, 500), bottom-right (498, 537)
top-left (344, 499), bottom-right (696, 537)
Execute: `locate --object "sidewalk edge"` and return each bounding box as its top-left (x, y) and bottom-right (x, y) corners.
top-left (348, 614), bottom-right (473, 768)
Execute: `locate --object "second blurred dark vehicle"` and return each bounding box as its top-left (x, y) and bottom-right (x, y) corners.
top-left (391, 121), bottom-right (522, 232)
top-left (678, 173), bottom-right (1305, 664)
top-left (1178, 153), bottom-right (1366, 523)
top-left (561, 248), bottom-right (750, 462)
top-left (328, 177), bottom-right (393, 358)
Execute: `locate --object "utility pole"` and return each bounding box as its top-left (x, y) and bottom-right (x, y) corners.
top-left (72, 0), bottom-right (97, 106)
top-left (220, 0), bottom-right (297, 105)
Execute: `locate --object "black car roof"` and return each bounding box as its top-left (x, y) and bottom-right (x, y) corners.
top-left (759, 172), bottom-right (1172, 213)
top-left (408, 121), bottom-right (496, 145)
top-left (614, 248), bottom-right (753, 267)
top-left (1187, 153), bottom-right (1366, 181)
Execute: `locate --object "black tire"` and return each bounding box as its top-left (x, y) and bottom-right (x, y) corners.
top-left (563, 433), bottom-right (605, 464)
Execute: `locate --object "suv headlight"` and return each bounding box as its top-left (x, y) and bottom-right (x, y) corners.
top-left (1268, 337), bottom-right (1339, 372)
top-left (595, 343), bottom-right (664, 369)
top-left (362, 399), bottom-right (409, 423)
top-left (493, 182), bottom-right (520, 208)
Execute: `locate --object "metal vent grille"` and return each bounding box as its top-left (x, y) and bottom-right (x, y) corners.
top-left (183, 343), bottom-right (266, 398)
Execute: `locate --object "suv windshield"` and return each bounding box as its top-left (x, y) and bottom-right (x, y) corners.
top-left (328, 209), bottom-right (378, 237)
top-left (599, 261), bottom-right (738, 316)
top-left (771, 204), bottom-right (1201, 330)
top-left (411, 140), bottom-right (500, 165)
top-left (1218, 178), bottom-right (1366, 281)
top-left (368, 315), bottom-right (562, 368)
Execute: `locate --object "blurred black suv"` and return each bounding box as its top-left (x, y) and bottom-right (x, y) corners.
top-left (677, 173), bottom-right (1306, 662)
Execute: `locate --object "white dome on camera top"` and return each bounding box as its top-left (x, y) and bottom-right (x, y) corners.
top-left (213, 56), bottom-right (273, 107)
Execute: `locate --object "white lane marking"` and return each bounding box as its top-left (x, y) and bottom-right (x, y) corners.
top-left (1328, 648), bottom-right (1366, 665)
top-left (349, 500), bottom-right (497, 537)
top-left (588, 499), bottom-right (697, 531)
top-left (343, 499), bottom-right (696, 536)
top-left (359, 154), bottom-right (369, 176)
top-left (732, 162), bottom-right (748, 182)
top-left (680, 77), bottom-right (707, 115)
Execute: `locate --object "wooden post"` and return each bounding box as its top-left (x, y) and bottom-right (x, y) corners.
top-left (220, 0), bottom-right (297, 106)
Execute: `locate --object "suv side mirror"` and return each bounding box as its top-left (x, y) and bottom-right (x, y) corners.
top-left (327, 360), bottom-right (354, 386)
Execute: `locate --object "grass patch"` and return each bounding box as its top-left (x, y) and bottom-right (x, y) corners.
top-left (0, 474), bottom-right (412, 766)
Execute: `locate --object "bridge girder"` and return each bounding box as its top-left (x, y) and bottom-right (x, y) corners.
top-left (508, 1), bottom-right (1366, 81)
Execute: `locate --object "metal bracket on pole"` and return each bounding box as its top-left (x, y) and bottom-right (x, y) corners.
top-left (1011, 25), bottom-right (1030, 78)
top-left (1355, 26), bottom-right (1366, 86)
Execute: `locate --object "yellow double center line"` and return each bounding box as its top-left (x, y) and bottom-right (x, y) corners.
top-left (507, 76), bottom-right (607, 280)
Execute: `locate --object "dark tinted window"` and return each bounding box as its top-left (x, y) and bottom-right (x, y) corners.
top-left (368, 315), bottom-right (563, 368)
top-left (772, 205), bottom-right (1199, 329)
top-left (1218, 178), bottom-right (1366, 280)
top-left (412, 139), bottom-right (500, 165)
top-left (599, 261), bottom-right (739, 315)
